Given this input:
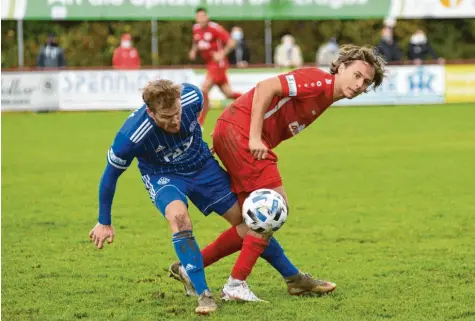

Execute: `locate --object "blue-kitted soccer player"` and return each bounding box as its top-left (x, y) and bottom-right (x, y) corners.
top-left (89, 80), bottom-right (333, 314)
top-left (89, 80), bottom-right (231, 314)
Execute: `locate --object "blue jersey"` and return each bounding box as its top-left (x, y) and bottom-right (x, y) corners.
top-left (107, 83), bottom-right (212, 175)
top-left (98, 83), bottom-right (218, 225)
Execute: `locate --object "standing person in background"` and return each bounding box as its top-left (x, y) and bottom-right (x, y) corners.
top-left (274, 34), bottom-right (303, 69)
top-left (36, 33), bottom-right (66, 68)
top-left (112, 33), bottom-right (141, 70)
top-left (189, 7), bottom-right (242, 128)
top-left (316, 37), bottom-right (340, 67)
top-left (408, 29), bottom-right (445, 65)
top-left (228, 26), bottom-right (251, 68)
top-left (376, 26), bottom-right (403, 63)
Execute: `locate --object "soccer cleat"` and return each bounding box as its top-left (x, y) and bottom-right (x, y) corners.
top-left (168, 262), bottom-right (198, 297)
top-left (195, 290), bottom-right (217, 315)
top-left (285, 272), bottom-right (336, 296)
top-left (221, 277), bottom-right (267, 302)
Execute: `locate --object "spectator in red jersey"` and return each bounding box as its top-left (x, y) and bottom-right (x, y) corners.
top-left (112, 33), bottom-right (141, 70)
top-left (189, 7), bottom-right (242, 127)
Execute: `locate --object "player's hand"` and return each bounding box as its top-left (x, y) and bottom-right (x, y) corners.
top-left (249, 137), bottom-right (268, 160)
top-left (189, 50), bottom-right (196, 61)
top-left (89, 223), bottom-right (115, 249)
top-left (213, 51), bottom-right (224, 62)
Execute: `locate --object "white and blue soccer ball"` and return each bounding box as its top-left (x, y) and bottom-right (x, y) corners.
top-left (242, 189), bottom-right (288, 234)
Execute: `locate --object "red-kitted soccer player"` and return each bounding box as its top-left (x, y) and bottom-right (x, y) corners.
top-left (171, 44), bottom-right (387, 302)
top-left (189, 7), bottom-right (242, 127)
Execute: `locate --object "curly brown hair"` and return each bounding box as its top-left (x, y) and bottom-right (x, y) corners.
top-left (330, 44), bottom-right (387, 90)
top-left (142, 80), bottom-right (181, 113)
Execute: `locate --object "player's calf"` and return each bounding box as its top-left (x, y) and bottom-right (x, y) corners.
top-left (165, 200), bottom-right (217, 313)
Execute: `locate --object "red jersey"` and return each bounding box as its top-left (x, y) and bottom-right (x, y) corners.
top-left (192, 22), bottom-right (230, 68)
top-left (112, 47), bottom-right (141, 70)
top-left (219, 68), bottom-right (335, 149)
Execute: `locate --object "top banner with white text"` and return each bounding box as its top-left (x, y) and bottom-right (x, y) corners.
top-left (1, 0), bottom-right (392, 20)
top-left (3, 0), bottom-right (474, 20)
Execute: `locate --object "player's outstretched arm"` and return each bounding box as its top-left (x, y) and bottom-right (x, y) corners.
top-left (90, 163), bottom-right (125, 249)
top-left (189, 43), bottom-right (198, 61)
top-left (249, 77), bottom-right (283, 160)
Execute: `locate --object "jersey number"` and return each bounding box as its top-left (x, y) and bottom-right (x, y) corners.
top-left (163, 136), bottom-right (194, 162)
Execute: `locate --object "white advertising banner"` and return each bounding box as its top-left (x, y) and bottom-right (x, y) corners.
top-left (1, 72), bottom-right (59, 111)
top-left (333, 65), bottom-right (446, 106)
top-left (194, 70), bottom-right (281, 101)
top-left (59, 69), bottom-right (196, 110)
top-left (0, 66), bottom-right (446, 112)
top-left (201, 65), bottom-right (445, 106)
top-left (389, 0), bottom-right (475, 18)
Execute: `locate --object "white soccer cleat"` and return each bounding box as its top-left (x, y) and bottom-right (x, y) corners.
top-left (221, 277), bottom-right (267, 302)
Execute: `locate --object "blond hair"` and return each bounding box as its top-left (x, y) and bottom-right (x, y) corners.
top-left (142, 80), bottom-right (181, 112)
top-left (330, 44), bottom-right (387, 90)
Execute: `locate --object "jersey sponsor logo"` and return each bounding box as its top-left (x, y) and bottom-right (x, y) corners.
top-left (155, 145), bottom-right (165, 153)
top-left (163, 136), bottom-right (194, 162)
top-left (325, 78), bottom-right (332, 85)
top-left (285, 75), bottom-right (297, 96)
top-left (317, 81), bottom-right (322, 87)
top-left (197, 40), bottom-right (210, 50)
top-left (288, 121), bottom-right (306, 136)
top-left (108, 148), bottom-right (127, 165)
top-left (204, 32), bottom-right (212, 41)
top-left (157, 177), bottom-right (170, 185)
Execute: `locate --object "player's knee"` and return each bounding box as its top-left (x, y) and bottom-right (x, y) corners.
top-left (222, 202), bottom-right (243, 226)
top-left (170, 211), bottom-right (192, 231)
top-left (165, 201), bottom-right (192, 232)
top-left (248, 229), bottom-right (273, 240)
top-left (273, 187), bottom-right (289, 206)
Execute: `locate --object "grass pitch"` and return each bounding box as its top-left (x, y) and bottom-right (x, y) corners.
top-left (2, 104), bottom-right (475, 321)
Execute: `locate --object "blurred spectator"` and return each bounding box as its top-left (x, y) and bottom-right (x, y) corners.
top-left (36, 33), bottom-right (66, 68)
top-left (316, 37), bottom-right (340, 67)
top-left (376, 26), bottom-right (403, 63)
top-left (408, 29), bottom-right (445, 65)
top-left (112, 33), bottom-right (141, 69)
top-left (228, 26), bottom-right (251, 68)
top-left (274, 34), bottom-right (303, 68)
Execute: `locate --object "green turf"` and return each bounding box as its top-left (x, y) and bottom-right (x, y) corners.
top-left (2, 104), bottom-right (475, 321)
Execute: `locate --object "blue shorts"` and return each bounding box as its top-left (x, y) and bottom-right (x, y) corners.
top-left (141, 157), bottom-right (237, 216)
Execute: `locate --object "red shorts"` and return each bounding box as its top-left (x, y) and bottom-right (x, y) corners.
top-left (206, 65), bottom-right (229, 86)
top-left (213, 119), bottom-right (283, 205)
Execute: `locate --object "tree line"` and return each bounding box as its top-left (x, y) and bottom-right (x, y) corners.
top-left (1, 19), bottom-right (474, 68)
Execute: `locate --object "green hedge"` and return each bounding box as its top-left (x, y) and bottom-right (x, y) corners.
top-left (2, 19), bottom-right (475, 68)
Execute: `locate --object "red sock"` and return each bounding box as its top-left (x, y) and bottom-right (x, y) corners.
top-left (231, 92), bottom-right (241, 99)
top-left (201, 226), bottom-right (243, 268)
top-left (231, 235), bottom-right (268, 281)
top-left (198, 92), bottom-right (210, 126)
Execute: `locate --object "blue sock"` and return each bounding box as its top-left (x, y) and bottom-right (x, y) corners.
top-left (172, 230), bottom-right (208, 295)
top-left (261, 237), bottom-right (299, 278)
